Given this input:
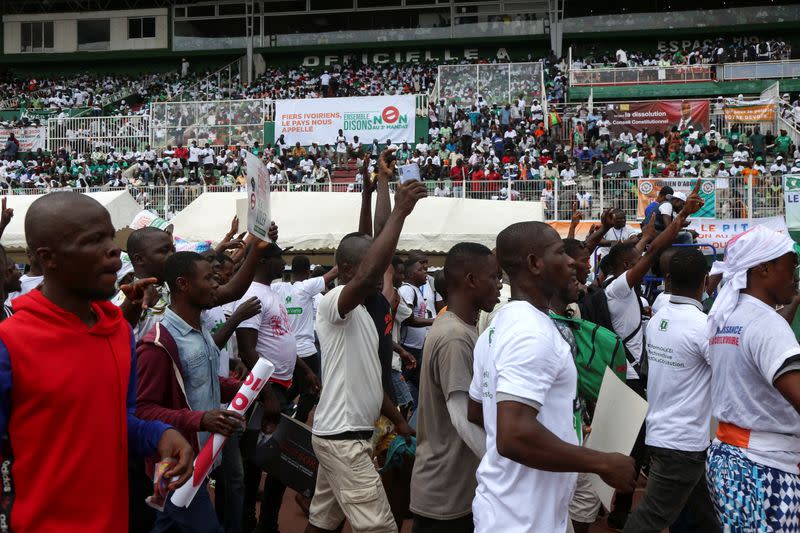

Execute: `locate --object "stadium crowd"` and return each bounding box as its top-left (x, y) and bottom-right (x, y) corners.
top-left (572, 36), bottom-right (792, 69)
top-left (1, 148), bottom-right (799, 533)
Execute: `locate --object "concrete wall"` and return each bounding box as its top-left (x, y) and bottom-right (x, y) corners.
top-left (3, 8), bottom-right (168, 55)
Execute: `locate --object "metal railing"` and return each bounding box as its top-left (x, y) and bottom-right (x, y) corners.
top-left (46, 115), bottom-right (151, 153)
top-left (5, 174), bottom-right (787, 223)
top-left (722, 60), bottom-right (800, 81)
top-left (569, 65), bottom-right (714, 86)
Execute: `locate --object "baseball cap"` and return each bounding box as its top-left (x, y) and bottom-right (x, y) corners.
top-left (683, 160), bottom-right (691, 166)
top-left (703, 159), bottom-right (711, 164)
top-left (672, 191), bottom-right (687, 202)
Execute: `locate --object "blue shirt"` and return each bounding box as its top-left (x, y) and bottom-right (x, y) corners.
top-left (161, 308), bottom-right (221, 448)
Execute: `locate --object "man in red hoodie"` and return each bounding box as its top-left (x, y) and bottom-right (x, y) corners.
top-left (0, 192), bottom-right (193, 533)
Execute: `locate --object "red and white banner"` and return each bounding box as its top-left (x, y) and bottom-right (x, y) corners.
top-left (604, 99), bottom-right (709, 135)
top-left (0, 127), bottom-right (46, 152)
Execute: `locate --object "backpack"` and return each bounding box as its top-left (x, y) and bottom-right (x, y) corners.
top-left (578, 276), bottom-right (648, 380)
top-left (642, 201), bottom-right (666, 232)
top-left (550, 313), bottom-right (627, 402)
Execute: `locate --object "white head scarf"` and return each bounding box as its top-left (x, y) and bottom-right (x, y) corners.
top-left (706, 225), bottom-right (796, 337)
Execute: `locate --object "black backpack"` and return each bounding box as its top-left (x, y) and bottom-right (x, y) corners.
top-left (579, 276), bottom-right (648, 379)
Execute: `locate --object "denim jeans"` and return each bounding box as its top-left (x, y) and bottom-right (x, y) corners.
top-left (151, 479), bottom-right (223, 533)
top-left (401, 346), bottom-right (423, 408)
top-left (214, 433), bottom-right (244, 533)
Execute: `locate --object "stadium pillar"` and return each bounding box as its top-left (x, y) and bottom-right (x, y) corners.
top-left (547, 0), bottom-right (565, 58)
top-left (245, 0), bottom-right (255, 85)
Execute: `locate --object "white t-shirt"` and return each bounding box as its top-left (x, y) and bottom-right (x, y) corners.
top-left (604, 273), bottom-right (644, 380)
top-left (201, 306), bottom-right (231, 378)
top-left (235, 282), bottom-right (297, 382)
top-left (658, 201), bottom-right (674, 218)
top-left (313, 285), bottom-right (383, 436)
top-left (597, 225), bottom-right (636, 256)
top-left (597, 120), bottom-right (610, 136)
top-left (188, 146), bottom-right (201, 163)
top-left (270, 277), bottom-right (325, 357)
top-left (709, 293), bottom-right (800, 473)
top-left (469, 301), bottom-right (579, 532)
top-left (398, 282), bottom-right (434, 350)
top-left (19, 273), bottom-right (43, 295)
top-left (392, 299), bottom-right (413, 371)
top-left (645, 297), bottom-right (712, 452)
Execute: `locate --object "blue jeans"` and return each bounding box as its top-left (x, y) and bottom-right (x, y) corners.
top-left (151, 480), bottom-right (223, 533)
top-left (214, 433), bottom-right (244, 533)
top-left (401, 346), bottom-right (423, 408)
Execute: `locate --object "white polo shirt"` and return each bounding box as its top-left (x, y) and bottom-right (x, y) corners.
top-left (709, 293), bottom-right (800, 473)
top-left (645, 296), bottom-right (712, 452)
top-left (469, 301), bottom-right (579, 533)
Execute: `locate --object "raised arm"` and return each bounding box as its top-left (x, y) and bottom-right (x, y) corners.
top-left (211, 296), bottom-right (261, 349)
top-left (337, 151), bottom-right (427, 318)
top-left (215, 223), bottom-right (278, 305)
top-left (583, 209), bottom-right (613, 255)
top-left (358, 156), bottom-right (374, 236)
top-left (625, 179), bottom-right (704, 288)
top-left (374, 155), bottom-right (392, 238)
top-left (567, 202), bottom-right (581, 240)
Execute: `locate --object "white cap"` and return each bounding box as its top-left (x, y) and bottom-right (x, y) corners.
top-left (703, 159), bottom-right (711, 164)
top-left (777, 156), bottom-right (784, 160)
top-left (683, 160), bottom-right (691, 166)
top-left (672, 191), bottom-right (687, 201)
top-left (710, 124), bottom-right (716, 129)
top-left (688, 125), bottom-right (694, 129)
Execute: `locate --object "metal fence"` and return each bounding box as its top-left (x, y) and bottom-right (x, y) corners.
top-left (46, 115), bottom-right (151, 154)
top-left (722, 60), bottom-right (800, 81)
top-left (437, 62), bottom-right (544, 107)
top-left (6, 175), bottom-right (786, 224)
top-left (149, 99), bottom-right (268, 149)
top-left (569, 65), bottom-right (714, 86)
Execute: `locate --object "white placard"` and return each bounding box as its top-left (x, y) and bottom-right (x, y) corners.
top-left (585, 368), bottom-right (648, 509)
top-left (244, 150), bottom-right (271, 242)
top-left (274, 95), bottom-right (415, 146)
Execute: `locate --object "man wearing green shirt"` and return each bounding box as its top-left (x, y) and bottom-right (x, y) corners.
top-left (750, 127), bottom-right (766, 160)
top-left (775, 129), bottom-right (792, 157)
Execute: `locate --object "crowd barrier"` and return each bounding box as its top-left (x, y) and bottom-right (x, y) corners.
top-left (4, 175), bottom-right (787, 223)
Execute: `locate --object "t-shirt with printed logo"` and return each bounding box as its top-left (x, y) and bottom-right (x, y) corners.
top-left (235, 281), bottom-right (298, 383)
top-left (271, 277), bottom-right (326, 357)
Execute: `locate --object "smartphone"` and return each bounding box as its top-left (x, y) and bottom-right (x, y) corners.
top-left (399, 163), bottom-right (421, 184)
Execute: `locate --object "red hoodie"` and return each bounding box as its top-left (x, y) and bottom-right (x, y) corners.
top-left (0, 290), bottom-right (168, 533)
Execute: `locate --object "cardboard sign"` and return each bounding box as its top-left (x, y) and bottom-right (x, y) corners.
top-left (244, 150), bottom-right (271, 242)
top-left (585, 368), bottom-right (648, 510)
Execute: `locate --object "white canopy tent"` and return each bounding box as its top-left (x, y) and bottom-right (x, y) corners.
top-left (1, 191), bottom-right (143, 250)
top-left (170, 192), bottom-right (544, 253)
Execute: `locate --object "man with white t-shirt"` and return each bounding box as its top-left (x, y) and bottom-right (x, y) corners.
top-left (623, 248), bottom-right (720, 532)
top-left (235, 247), bottom-right (318, 533)
top-left (705, 226), bottom-right (800, 531)
top-left (468, 222), bottom-right (636, 533)
top-left (188, 140), bottom-right (201, 177)
top-left (597, 209), bottom-right (637, 258)
top-left (306, 154), bottom-right (424, 533)
top-left (399, 256), bottom-right (436, 405)
top-left (270, 255), bottom-right (338, 424)
top-left (601, 182), bottom-right (704, 527)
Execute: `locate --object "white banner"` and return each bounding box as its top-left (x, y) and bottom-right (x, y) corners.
top-left (244, 150), bottom-right (271, 242)
top-left (687, 216), bottom-right (788, 254)
top-left (274, 95), bottom-right (415, 146)
top-left (0, 127), bottom-right (46, 152)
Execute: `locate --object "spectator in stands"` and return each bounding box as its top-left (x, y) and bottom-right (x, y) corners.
top-left (4, 134), bottom-right (18, 161)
